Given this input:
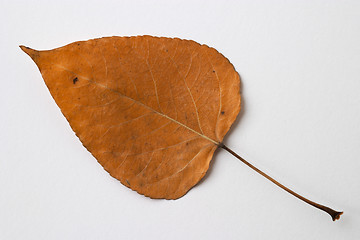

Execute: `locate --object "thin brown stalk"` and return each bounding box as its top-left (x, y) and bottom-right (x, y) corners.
top-left (221, 144), bottom-right (343, 221)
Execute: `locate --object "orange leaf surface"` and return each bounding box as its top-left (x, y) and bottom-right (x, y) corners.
top-left (20, 36), bottom-right (241, 199)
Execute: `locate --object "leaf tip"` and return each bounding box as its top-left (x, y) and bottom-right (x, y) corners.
top-left (19, 45), bottom-right (39, 61)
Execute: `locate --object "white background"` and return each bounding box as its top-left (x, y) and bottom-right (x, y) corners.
top-left (1, 0), bottom-right (359, 239)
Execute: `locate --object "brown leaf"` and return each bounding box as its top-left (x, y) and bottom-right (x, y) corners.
top-left (20, 36), bottom-right (241, 199)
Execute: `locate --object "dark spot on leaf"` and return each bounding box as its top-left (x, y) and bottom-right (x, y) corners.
top-left (73, 77), bottom-right (78, 84)
top-left (126, 179), bottom-right (130, 186)
top-left (213, 70), bottom-right (215, 73)
top-left (221, 111), bottom-right (225, 115)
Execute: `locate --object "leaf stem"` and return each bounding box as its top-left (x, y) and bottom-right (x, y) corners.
top-left (221, 144), bottom-right (343, 221)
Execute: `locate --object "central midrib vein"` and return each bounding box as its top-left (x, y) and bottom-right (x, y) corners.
top-left (96, 81), bottom-right (219, 145)
top-left (57, 64), bottom-right (219, 145)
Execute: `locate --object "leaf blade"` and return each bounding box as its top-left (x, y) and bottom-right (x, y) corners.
top-left (21, 36), bottom-right (241, 199)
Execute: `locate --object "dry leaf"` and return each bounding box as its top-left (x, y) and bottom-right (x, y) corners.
top-left (20, 36), bottom-right (240, 199)
top-left (21, 36), bottom-right (342, 221)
